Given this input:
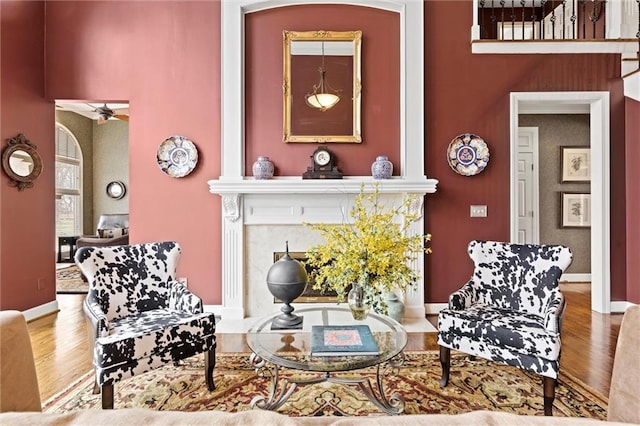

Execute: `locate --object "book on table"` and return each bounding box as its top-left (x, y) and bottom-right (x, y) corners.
top-left (311, 324), bottom-right (380, 356)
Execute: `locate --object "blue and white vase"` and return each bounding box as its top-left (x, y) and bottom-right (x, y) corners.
top-left (385, 291), bottom-right (405, 323)
top-left (371, 155), bottom-right (393, 179)
top-left (252, 156), bottom-right (274, 180)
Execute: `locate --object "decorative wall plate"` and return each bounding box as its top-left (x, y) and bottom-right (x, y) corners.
top-left (447, 133), bottom-right (490, 176)
top-left (157, 135), bottom-right (198, 178)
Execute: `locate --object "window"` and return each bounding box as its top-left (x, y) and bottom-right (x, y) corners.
top-left (55, 124), bottom-right (82, 237)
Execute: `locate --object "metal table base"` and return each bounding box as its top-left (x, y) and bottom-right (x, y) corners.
top-left (249, 352), bottom-right (406, 415)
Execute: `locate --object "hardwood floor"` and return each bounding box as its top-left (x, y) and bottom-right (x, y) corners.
top-left (28, 283), bottom-right (623, 403)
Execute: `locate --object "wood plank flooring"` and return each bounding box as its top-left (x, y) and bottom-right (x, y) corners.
top-left (27, 283), bottom-right (623, 403)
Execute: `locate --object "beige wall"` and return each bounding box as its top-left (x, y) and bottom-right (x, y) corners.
top-left (55, 111), bottom-right (129, 234)
top-left (520, 114), bottom-right (591, 274)
top-left (92, 120), bottom-right (129, 229)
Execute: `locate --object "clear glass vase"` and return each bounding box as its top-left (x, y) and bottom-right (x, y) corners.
top-left (347, 284), bottom-right (370, 320)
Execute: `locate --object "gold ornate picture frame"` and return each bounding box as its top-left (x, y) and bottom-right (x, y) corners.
top-left (283, 30), bottom-right (362, 143)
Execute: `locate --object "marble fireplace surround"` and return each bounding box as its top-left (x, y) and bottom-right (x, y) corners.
top-left (208, 0), bottom-right (438, 330)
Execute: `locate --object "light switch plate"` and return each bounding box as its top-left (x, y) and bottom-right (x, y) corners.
top-left (470, 205), bottom-right (487, 217)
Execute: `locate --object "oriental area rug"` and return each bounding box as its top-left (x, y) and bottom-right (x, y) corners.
top-left (56, 266), bottom-right (88, 294)
top-left (43, 351), bottom-right (607, 418)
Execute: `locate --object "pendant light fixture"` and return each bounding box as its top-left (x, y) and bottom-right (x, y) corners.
top-left (305, 42), bottom-right (341, 112)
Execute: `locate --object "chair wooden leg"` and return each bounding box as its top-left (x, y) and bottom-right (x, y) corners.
top-left (543, 376), bottom-right (555, 416)
top-left (92, 377), bottom-right (100, 395)
top-left (205, 348), bottom-right (216, 391)
top-left (101, 383), bottom-right (114, 409)
top-left (439, 346), bottom-right (451, 387)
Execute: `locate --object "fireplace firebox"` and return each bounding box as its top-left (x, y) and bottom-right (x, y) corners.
top-left (273, 251), bottom-right (339, 303)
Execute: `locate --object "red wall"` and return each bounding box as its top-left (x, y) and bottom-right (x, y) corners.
top-left (423, 1), bottom-right (628, 302)
top-left (45, 1), bottom-right (222, 304)
top-left (625, 97), bottom-right (640, 304)
top-left (245, 5), bottom-right (400, 176)
top-left (1, 0), bottom-right (635, 313)
top-left (0, 1), bottom-right (56, 311)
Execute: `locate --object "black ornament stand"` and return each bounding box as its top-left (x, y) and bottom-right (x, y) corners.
top-left (271, 303), bottom-right (303, 330)
top-left (266, 241), bottom-right (308, 330)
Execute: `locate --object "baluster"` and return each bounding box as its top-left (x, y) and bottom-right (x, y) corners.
top-left (480, 0), bottom-right (486, 39)
top-left (542, 0), bottom-right (547, 38)
top-left (582, 0), bottom-right (587, 38)
top-left (490, 0), bottom-right (497, 39)
top-left (511, 0), bottom-right (516, 40)
top-left (601, 1), bottom-right (606, 39)
top-left (551, 0), bottom-right (556, 39)
top-left (561, 0), bottom-right (567, 39)
top-left (591, 0), bottom-right (598, 38)
top-left (521, 0), bottom-right (527, 39)
top-left (500, 0), bottom-right (506, 39)
top-left (531, 0), bottom-right (538, 40)
top-left (587, 0), bottom-right (604, 39)
top-left (571, 0), bottom-right (577, 39)
top-left (637, 0), bottom-right (639, 67)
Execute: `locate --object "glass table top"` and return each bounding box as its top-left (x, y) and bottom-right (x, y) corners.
top-left (246, 306), bottom-right (407, 372)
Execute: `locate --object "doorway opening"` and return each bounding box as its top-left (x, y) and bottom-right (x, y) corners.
top-left (510, 92), bottom-right (610, 313)
top-left (54, 101), bottom-right (130, 293)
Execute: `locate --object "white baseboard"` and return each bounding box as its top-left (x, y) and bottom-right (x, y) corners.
top-left (425, 303), bottom-right (447, 315)
top-left (561, 273), bottom-right (591, 282)
top-left (610, 301), bottom-right (636, 313)
top-left (23, 300), bottom-right (59, 322)
top-left (203, 304), bottom-right (223, 315)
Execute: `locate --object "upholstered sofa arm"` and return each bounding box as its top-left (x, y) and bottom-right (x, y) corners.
top-left (169, 281), bottom-right (203, 314)
top-left (543, 291), bottom-right (566, 333)
top-left (83, 298), bottom-right (110, 338)
top-left (449, 280), bottom-right (477, 310)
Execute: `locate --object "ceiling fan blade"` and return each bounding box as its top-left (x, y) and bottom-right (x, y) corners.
top-left (114, 114), bottom-right (129, 122)
top-left (97, 116), bottom-right (108, 125)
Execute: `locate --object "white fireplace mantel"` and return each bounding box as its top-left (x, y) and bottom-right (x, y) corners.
top-left (209, 176), bottom-right (437, 195)
top-left (208, 176), bottom-right (438, 225)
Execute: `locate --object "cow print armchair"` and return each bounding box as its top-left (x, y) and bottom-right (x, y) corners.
top-left (437, 240), bottom-right (573, 416)
top-left (75, 241), bottom-right (216, 409)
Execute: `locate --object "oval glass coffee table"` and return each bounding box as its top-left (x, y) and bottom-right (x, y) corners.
top-left (246, 306), bottom-right (407, 414)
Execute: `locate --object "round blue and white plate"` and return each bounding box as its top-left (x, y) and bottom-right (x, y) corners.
top-left (447, 133), bottom-right (489, 176)
top-left (157, 135), bottom-right (198, 178)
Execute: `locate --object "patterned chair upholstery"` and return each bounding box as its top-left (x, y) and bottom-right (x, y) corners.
top-left (437, 240), bottom-right (573, 416)
top-left (75, 241), bottom-right (216, 409)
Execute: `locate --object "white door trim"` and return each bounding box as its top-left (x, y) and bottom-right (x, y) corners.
top-left (510, 92), bottom-right (611, 313)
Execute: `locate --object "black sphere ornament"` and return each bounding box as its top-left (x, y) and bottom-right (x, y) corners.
top-left (266, 241), bottom-right (308, 330)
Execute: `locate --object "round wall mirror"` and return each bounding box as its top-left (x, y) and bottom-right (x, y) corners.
top-left (1, 134), bottom-right (43, 191)
top-left (106, 181), bottom-right (126, 199)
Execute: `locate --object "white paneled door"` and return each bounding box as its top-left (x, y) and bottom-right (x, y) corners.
top-left (517, 127), bottom-right (539, 244)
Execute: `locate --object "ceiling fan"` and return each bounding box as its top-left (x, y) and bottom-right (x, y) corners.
top-left (91, 103), bottom-right (129, 124)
